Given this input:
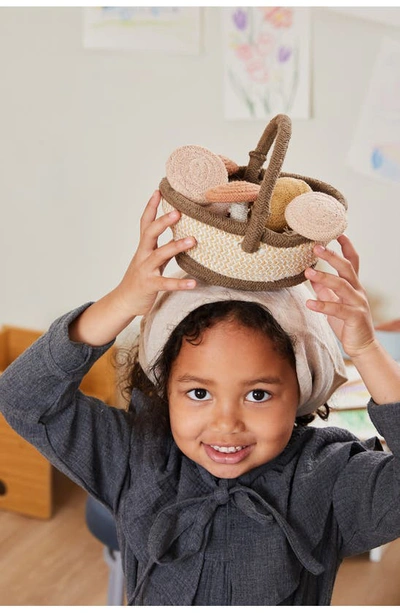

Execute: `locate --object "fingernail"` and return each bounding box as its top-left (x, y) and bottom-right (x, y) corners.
top-left (315, 244), bottom-right (325, 254)
top-left (185, 279), bottom-right (196, 288)
top-left (306, 299), bottom-right (318, 311)
top-left (184, 237), bottom-right (195, 246)
top-left (169, 209), bottom-right (179, 219)
top-left (306, 267), bottom-right (317, 277)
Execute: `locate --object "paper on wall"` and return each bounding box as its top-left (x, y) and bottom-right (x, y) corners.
top-left (347, 37), bottom-right (400, 185)
top-left (83, 7), bottom-right (200, 55)
top-left (222, 7), bottom-right (311, 120)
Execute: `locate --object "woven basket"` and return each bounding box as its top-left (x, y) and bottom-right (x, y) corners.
top-left (159, 114), bottom-right (347, 291)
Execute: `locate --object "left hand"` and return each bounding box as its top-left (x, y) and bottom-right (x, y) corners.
top-left (304, 235), bottom-right (376, 359)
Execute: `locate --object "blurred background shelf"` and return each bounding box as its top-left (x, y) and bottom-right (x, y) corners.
top-left (0, 324), bottom-right (117, 519)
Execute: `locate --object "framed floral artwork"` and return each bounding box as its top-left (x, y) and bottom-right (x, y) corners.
top-left (223, 7), bottom-right (311, 120)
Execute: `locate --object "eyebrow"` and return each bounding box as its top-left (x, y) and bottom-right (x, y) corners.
top-left (175, 375), bottom-right (214, 385)
top-left (242, 377), bottom-right (283, 386)
top-left (175, 375), bottom-right (283, 386)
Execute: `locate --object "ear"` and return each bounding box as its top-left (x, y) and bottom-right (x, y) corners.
top-left (166, 145), bottom-right (228, 204)
top-left (284, 192), bottom-right (347, 242)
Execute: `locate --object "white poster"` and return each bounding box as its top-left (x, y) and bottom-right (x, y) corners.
top-left (347, 37), bottom-right (400, 185)
top-left (83, 7), bottom-right (201, 55)
top-left (222, 7), bottom-right (311, 120)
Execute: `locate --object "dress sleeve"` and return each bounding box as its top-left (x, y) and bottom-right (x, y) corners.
top-left (333, 399), bottom-right (400, 557)
top-left (0, 304), bottom-right (133, 512)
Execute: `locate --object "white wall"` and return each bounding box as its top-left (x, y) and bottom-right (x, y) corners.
top-left (1, 7), bottom-right (400, 333)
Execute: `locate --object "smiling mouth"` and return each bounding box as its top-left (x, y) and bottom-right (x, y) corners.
top-left (203, 443), bottom-right (253, 464)
top-left (209, 444), bottom-right (248, 454)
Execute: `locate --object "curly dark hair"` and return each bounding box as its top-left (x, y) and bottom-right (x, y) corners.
top-left (118, 300), bottom-right (329, 436)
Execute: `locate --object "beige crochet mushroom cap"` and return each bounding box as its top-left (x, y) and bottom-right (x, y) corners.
top-left (267, 176), bottom-right (312, 232)
top-left (285, 192), bottom-right (348, 242)
top-left (205, 181), bottom-right (261, 203)
top-left (166, 145), bottom-right (228, 204)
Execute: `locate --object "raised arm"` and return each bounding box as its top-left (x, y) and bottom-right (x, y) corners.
top-left (304, 235), bottom-right (400, 405)
top-left (69, 190), bottom-right (197, 346)
top-left (0, 191), bottom-right (197, 509)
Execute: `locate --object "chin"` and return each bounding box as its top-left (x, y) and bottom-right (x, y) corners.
top-left (203, 462), bottom-right (251, 480)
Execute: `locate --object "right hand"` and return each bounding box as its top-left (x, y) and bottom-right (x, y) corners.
top-left (114, 189), bottom-right (197, 318)
top-left (69, 190), bottom-right (197, 346)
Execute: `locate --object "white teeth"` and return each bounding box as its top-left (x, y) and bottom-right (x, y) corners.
top-left (210, 445), bottom-right (245, 453)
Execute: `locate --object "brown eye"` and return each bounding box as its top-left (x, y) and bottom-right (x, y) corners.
top-left (187, 388), bottom-right (211, 401)
top-left (246, 389), bottom-right (271, 402)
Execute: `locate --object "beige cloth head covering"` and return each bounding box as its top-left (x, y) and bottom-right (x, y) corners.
top-left (139, 277), bottom-right (347, 417)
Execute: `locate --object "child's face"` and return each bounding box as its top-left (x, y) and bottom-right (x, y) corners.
top-left (168, 319), bottom-right (300, 479)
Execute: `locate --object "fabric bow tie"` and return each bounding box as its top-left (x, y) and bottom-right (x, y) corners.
top-left (132, 480), bottom-right (324, 604)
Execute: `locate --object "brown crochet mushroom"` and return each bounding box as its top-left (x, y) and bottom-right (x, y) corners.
top-left (218, 155), bottom-right (240, 176)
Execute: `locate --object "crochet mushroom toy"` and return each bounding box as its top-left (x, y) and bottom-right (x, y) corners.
top-left (166, 145), bottom-right (257, 220)
top-left (165, 145), bottom-right (347, 242)
top-left (205, 180), bottom-right (260, 222)
top-left (165, 145), bottom-right (228, 206)
top-left (267, 176), bottom-right (312, 232)
top-left (206, 154), bottom-right (259, 222)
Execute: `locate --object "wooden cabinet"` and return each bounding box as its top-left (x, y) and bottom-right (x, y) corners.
top-left (0, 325), bottom-right (117, 519)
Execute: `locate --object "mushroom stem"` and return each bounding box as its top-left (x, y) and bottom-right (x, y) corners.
top-left (229, 202), bottom-right (249, 222)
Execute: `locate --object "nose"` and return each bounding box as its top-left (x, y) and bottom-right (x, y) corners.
top-left (209, 402), bottom-right (245, 434)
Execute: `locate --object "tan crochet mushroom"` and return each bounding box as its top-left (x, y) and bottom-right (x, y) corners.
top-left (267, 176), bottom-right (312, 232)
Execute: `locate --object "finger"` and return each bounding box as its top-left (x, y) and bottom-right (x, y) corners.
top-left (305, 298), bottom-right (363, 322)
top-left (139, 209), bottom-right (181, 253)
top-left (140, 274), bottom-right (197, 299)
top-left (305, 267), bottom-right (363, 306)
top-left (154, 276), bottom-right (197, 292)
top-left (140, 190), bottom-right (162, 232)
top-left (313, 244), bottom-right (361, 289)
top-left (308, 280), bottom-right (339, 304)
top-left (147, 236), bottom-right (197, 269)
top-left (337, 234), bottom-right (360, 276)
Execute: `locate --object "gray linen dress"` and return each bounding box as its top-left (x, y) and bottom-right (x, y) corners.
top-left (1, 305), bottom-right (400, 605)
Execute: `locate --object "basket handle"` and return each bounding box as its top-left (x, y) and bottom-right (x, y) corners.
top-left (242, 114), bottom-right (292, 253)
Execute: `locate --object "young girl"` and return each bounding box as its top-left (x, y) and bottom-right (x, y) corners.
top-left (1, 190), bottom-right (400, 605)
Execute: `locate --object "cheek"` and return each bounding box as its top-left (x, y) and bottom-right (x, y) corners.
top-left (168, 398), bottom-right (202, 438)
top-left (256, 411), bottom-right (296, 443)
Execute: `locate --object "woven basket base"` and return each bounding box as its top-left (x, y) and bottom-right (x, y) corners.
top-left (176, 252), bottom-right (311, 291)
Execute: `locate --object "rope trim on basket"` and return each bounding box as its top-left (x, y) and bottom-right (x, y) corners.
top-left (176, 252), bottom-right (313, 291)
